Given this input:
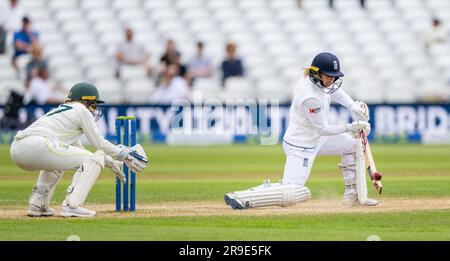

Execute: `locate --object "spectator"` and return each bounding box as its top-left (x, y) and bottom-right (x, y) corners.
top-left (12, 16), bottom-right (39, 74)
top-left (115, 27), bottom-right (152, 78)
top-left (360, 0), bottom-right (366, 8)
top-left (158, 39), bottom-right (188, 83)
top-left (159, 39), bottom-right (180, 68)
top-left (188, 41), bottom-right (213, 86)
top-left (24, 43), bottom-right (47, 88)
top-left (329, 0), bottom-right (334, 8)
top-left (25, 66), bottom-right (62, 105)
top-left (221, 42), bottom-right (244, 87)
top-left (425, 18), bottom-right (448, 50)
top-left (0, 0), bottom-right (27, 54)
top-left (328, 0), bottom-right (366, 9)
top-left (0, 25), bottom-right (6, 54)
top-left (150, 64), bottom-right (189, 104)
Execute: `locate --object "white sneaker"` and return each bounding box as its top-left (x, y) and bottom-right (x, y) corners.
top-left (27, 205), bottom-right (55, 217)
top-left (60, 205), bottom-right (96, 217)
top-left (343, 194), bottom-right (378, 206)
top-left (360, 198), bottom-right (379, 206)
top-left (224, 193), bottom-right (247, 210)
top-left (343, 194), bottom-right (359, 206)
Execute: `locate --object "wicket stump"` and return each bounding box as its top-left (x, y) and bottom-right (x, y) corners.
top-left (115, 116), bottom-right (137, 211)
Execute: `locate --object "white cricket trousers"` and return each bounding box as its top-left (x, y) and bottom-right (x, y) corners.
top-left (10, 135), bottom-right (92, 171)
top-left (282, 133), bottom-right (357, 186)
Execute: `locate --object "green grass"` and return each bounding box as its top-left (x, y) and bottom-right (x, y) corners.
top-left (0, 144), bottom-right (449, 241)
top-left (1, 211), bottom-right (449, 241)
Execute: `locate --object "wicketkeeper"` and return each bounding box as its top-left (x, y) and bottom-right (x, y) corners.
top-left (225, 52), bottom-right (377, 210)
top-left (10, 82), bottom-right (148, 217)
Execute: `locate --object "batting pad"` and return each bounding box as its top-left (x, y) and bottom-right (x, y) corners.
top-left (29, 170), bottom-right (64, 210)
top-left (66, 151), bottom-right (105, 208)
top-left (233, 183), bottom-right (311, 208)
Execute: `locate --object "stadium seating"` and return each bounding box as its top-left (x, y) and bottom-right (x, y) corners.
top-left (0, 0), bottom-right (449, 104)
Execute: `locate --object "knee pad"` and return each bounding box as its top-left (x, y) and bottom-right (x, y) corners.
top-left (65, 151), bottom-right (105, 208)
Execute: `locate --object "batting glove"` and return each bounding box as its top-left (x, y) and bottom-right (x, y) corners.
top-left (350, 101), bottom-right (370, 122)
top-left (346, 120), bottom-right (371, 136)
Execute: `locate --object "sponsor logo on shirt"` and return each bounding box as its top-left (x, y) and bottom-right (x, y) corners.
top-left (309, 107), bottom-right (322, 114)
top-left (303, 158), bottom-right (309, 167)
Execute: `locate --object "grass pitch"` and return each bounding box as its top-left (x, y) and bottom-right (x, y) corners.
top-left (0, 144), bottom-right (449, 241)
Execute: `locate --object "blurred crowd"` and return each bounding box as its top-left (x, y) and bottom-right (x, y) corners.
top-left (1, 0), bottom-right (449, 107)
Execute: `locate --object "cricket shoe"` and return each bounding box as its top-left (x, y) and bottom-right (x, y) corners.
top-left (27, 205), bottom-right (55, 217)
top-left (343, 194), bottom-right (378, 206)
top-left (224, 193), bottom-right (248, 210)
top-left (60, 204), bottom-right (96, 217)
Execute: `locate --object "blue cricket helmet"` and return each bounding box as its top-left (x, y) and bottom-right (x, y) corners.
top-left (308, 52), bottom-right (344, 94)
top-left (310, 52), bottom-right (344, 78)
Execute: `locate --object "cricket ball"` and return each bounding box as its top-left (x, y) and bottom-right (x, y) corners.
top-left (373, 172), bottom-right (383, 181)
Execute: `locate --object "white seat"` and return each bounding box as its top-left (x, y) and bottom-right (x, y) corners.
top-left (182, 9), bottom-right (210, 23)
top-left (366, 0), bottom-right (393, 11)
top-left (156, 20), bottom-right (184, 33)
top-left (302, 0), bottom-right (329, 10)
top-left (256, 78), bottom-right (290, 102)
top-left (0, 66), bottom-right (17, 81)
top-left (119, 66), bottom-right (148, 80)
top-left (214, 9), bottom-right (242, 22)
top-left (81, 55), bottom-right (109, 67)
top-left (117, 9), bottom-right (146, 22)
top-left (93, 20), bottom-right (122, 34)
top-left (238, 0), bottom-right (267, 11)
top-left (86, 9), bottom-right (115, 22)
top-left (260, 33), bottom-right (288, 47)
top-left (0, 80), bottom-right (25, 99)
top-left (60, 20), bottom-right (89, 34)
top-left (125, 79), bottom-right (156, 104)
top-left (42, 43), bottom-right (70, 58)
top-left (224, 77), bottom-right (253, 93)
top-left (395, 0), bottom-right (424, 10)
top-left (112, 0), bottom-right (140, 10)
top-left (143, 0), bottom-right (173, 11)
top-left (334, 0), bottom-right (361, 10)
top-left (207, 0), bottom-right (235, 11)
top-left (176, 0), bottom-right (203, 11)
top-left (20, 0), bottom-right (46, 9)
top-left (253, 20), bottom-right (280, 35)
top-left (53, 9), bottom-right (82, 22)
top-left (191, 77), bottom-right (222, 100)
top-left (248, 66), bottom-right (278, 79)
top-left (74, 44), bottom-right (102, 59)
top-left (284, 20), bottom-right (311, 34)
top-left (48, 0), bottom-right (77, 11)
top-left (148, 9), bottom-right (177, 22)
top-left (48, 55), bottom-right (77, 69)
top-left (220, 20), bottom-right (248, 33)
top-left (352, 84), bottom-right (386, 103)
top-left (417, 79), bottom-right (450, 101)
top-left (245, 9), bottom-right (272, 23)
top-left (54, 67), bottom-right (83, 82)
top-left (80, 0), bottom-right (108, 10)
top-left (67, 32), bottom-right (97, 47)
top-left (86, 67), bottom-right (115, 82)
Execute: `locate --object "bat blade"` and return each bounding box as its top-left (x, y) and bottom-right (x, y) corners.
top-left (360, 130), bottom-right (383, 195)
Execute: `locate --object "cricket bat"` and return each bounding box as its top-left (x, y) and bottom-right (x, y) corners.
top-left (360, 129), bottom-right (383, 194)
